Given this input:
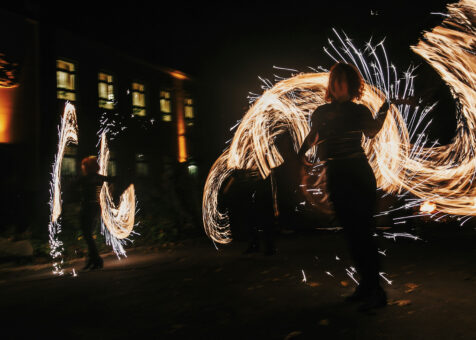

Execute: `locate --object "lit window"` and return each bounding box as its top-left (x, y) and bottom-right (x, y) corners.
top-left (132, 82), bottom-right (146, 116)
top-left (160, 90), bottom-right (172, 122)
top-left (107, 160), bottom-right (117, 177)
top-left (56, 60), bottom-right (76, 101)
top-left (98, 73), bottom-right (114, 109)
top-left (185, 98), bottom-right (194, 126)
top-left (188, 164), bottom-right (198, 176)
top-left (62, 145), bottom-right (77, 176)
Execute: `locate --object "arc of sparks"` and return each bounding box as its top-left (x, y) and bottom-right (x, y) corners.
top-left (203, 0), bottom-right (476, 244)
top-left (48, 102), bottom-right (79, 274)
top-left (98, 132), bottom-right (136, 256)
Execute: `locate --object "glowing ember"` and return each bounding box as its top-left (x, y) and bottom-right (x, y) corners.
top-left (48, 103), bottom-right (79, 275)
top-left (420, 201), bottom-right (437, 214)
top-left (202, 0), bottom-right (476, 244)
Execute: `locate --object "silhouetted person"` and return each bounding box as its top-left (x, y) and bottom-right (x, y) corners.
top-left (78, 156), bottom-right (112, 270)
top-left (222, 170), bottom-right (276, 255)
top-left (273, 130), bottom-right (302, 230)
top-left (298, 62), bottom-right (390, 311)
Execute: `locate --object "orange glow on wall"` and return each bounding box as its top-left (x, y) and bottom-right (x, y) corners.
top-left (178, 135), bottom-right (187, 163)
top-left (0, 86), bottom-right (16, 143)
top-left (170, 71), bottom-right (188, 80)
top-left (177, 101), bottom-right (187, 163)
top-left (173, 76), bottom-right (188, 163)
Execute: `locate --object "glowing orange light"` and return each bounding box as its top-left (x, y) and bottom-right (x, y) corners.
top-left (420, 201), bottom-right (437, 214)
top-left (170, 71), bottom-right (188, 80)
top-left (0, 87), bottom-right (16, 143)
top-left (178, 135), bottom-right (187, 163)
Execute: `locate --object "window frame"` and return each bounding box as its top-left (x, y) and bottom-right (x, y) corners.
top-left (131, 81), bottom-right (147, 116)
top-left (184, 96), bottom-right (194, 126)
top-left (98, 71), bottom-right (116, 110)
top-left (56, 58), bottom-right (77, 102)
top-left (159, 89), bottom-right (173, 122)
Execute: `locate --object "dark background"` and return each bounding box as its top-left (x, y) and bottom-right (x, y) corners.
top-left (4, 0), bottom-right (457, 168)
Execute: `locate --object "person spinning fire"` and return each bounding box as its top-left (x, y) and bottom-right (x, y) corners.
top-left (298, 62), bottom-right (391, 311)
top-left (78, 156), bottom-right (113, 270)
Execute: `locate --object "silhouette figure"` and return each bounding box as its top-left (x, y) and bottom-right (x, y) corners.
top-left (298, 62), bottom-right (390, 311)
top-left (78, 156), bottom-right (112, 270)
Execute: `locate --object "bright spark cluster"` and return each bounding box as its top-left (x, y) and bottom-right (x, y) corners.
top-left (48, 103), bottom-right (79, 275)
top-left (98, 132), bottom-right (136, 256)
top-left (202, 0), bottom-right (476, 244)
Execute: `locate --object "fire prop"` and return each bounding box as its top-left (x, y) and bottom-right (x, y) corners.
top-left (98, 132), bottom-right (136, 256)
top-left (49, 104), bottom-right (136, 273)
top-left (48, 103), bottom-right (79, 274)
top-left (202, 0), bottom-right (476, 244)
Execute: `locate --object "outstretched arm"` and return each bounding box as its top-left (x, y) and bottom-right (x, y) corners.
top-left (362, 101), bottom-right (390, 138)
top-left (297, 124), bottom-right (319, 166)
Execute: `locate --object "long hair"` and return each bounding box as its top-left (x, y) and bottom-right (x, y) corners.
top-left (325, 62), bottom-right (364, 102)
top-left (81, 156), bottom-right (100, 175)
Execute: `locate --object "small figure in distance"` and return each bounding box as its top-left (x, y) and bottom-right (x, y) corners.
top-left (298, 62), bottom-right (391, 311)
top-left (78, 156), bottom-right (113, 270)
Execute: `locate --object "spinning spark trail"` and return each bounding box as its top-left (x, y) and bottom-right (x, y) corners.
top-left (48, 103), bottom-right (78, 275)
top-left (202, 0), bottom-right (476, 244)
top-left (98, 132), bottom-right (136, 256)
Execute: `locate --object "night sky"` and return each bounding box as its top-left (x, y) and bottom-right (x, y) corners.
top-left (6, 0), bottom-right (456, 166)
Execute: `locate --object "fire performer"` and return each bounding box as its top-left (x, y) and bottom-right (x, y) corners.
top-left (78, 156), bottom-right (113, 270)
top-left (298, 62), bottom-right (390, 311)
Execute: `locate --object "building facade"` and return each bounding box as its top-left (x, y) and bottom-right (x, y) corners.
top-left (0, 9), bottom-right (200, 235)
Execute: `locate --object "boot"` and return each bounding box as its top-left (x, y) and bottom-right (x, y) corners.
top-left (89, 257), bottom-right (104, 270)
top-left (82, 258), bottom-right (94, 271)
top-left (344, 284), bottom-right (372, 303)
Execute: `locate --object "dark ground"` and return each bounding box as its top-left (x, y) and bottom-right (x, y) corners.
top-left (1, 222), bottom-right (476, 339)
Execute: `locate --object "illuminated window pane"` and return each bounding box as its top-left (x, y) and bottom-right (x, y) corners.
top-left (57, 60), bottom-right (75, 72)
top-left (185, 106), bottom-right (194, 119)
top-left (185, 97), bottom-right (194, 126)
top-left (98, 83), bottom-right (108, 98)
top-left (188, 164), bottom-right (198, 176)
top-left (62, 146), bottom-right (77, 176)
top-left (56, 71), bottom-right (75, 90)
top-left (56, 60), bottom-right (76, 101)
top-left (160, 98), bottom-right (171, 113)
top-left (98, 72), bottom-right (114, 109)
top-left (107, 160), bottom-right (117, 177)
top-left (133, 92), bottom-right (145, 107)
top-left (57, 90), bottom-right (76, 101)
top-left (132, 82), bottom-right (146, 116)
top-left (62, 157), bottom-right (77, 176)
top-left (133, 83), bottom-right (144, 91)
top-left (160, 90), bottom-right (172, 121)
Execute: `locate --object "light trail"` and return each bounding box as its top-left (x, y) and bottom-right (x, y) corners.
top-left (48, 102), bottom-right (79, 275)
top-left (203, 0), bottom-right (476, 244)
top-left (346, 267), bottom-right (359, 285)
top-left (382, 232), bottom-right (422, 242)
top-left (379, 272), bottom-right (393, 285)
top-left (98, 132), bottom-right (136, 256)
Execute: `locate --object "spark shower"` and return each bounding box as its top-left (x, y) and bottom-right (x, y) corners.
top-left (202, 0), bottom-right (476, 244)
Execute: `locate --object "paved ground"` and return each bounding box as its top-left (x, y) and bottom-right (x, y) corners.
top-left (1, 222), bottom-right (476, 339)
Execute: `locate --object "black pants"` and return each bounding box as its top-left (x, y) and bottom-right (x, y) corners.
top-left (249, 177), bottom-right (275, 249)
top-left (80, 203), bottom-right (101, 261)
top-left (326, 157), bottom-right (380, 289)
